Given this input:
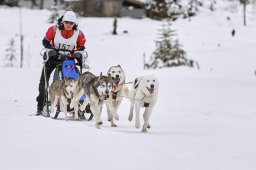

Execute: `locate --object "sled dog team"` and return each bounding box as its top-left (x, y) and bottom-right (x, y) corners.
top-left (49, 65), bottom-right (159, 132)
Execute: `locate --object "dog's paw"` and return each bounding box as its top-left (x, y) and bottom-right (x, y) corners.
top-left (107, 114), bottom-right (113, 121)
top-left (97, 121), bottom-right (103, 125)
top-left (114, 114), bottom-right (119, 121)
top-left (111, 123), bottom-right (117, 127)
top-left (142, 128), bottom-right (148, 133)
top-left (135, 122), bottom-right (140, 129)
top-left (96, 122), bottom-right (103, 129)
top-left (147, 123), bottom-right (151, 129)
top-left (95, 124), bottom-right (101, 129)
top-left (74, 117), bottom-right (80, 121)
top-left (128, 114), bottom-right (133, 121)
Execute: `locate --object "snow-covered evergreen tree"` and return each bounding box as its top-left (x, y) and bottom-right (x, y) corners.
top-left (146, 0), bottom-right (169, 19)
top-left (146, 0), bottom-right (201, 20)
top-left (4, 38), bottom-right (17, 67)
top-left (168, 0), bottom-right (183, 18)
top-left (185, 0), bottom-right (203, 17)
top-left (144, 20), bottom-right (193, 69)
top-left (48, 1), bottom-right (59, 24)
top-left (4, 0), bottom-right (19, 7)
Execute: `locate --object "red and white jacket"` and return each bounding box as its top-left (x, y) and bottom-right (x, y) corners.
top-left (43, 25), bottom-right (86, 52)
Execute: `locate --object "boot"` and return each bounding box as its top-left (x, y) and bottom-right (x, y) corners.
top-left (36, 109), bottom-right (42, 116)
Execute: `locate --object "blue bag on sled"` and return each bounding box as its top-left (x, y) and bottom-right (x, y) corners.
top-left (62, 60), bottom-right (86, 101)
top-left (62, 60), bottom-right (79, 80)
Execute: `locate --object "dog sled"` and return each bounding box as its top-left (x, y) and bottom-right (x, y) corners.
top-left (40, 49), bottom-right (93, 121)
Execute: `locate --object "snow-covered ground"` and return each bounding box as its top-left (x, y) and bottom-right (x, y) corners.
top-left (0, 3), bottom-right (256, 170)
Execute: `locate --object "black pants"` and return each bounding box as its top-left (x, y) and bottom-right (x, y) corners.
top-left (36, 57), bottom-right (59, 111)
top-left (36, 51), bottom-right (83, 111)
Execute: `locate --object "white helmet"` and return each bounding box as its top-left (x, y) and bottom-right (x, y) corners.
top-left (62, 11), bottom-right (77, 24)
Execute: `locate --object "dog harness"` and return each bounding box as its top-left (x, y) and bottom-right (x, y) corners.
top-left (134, 78), bottom-right (139, 89)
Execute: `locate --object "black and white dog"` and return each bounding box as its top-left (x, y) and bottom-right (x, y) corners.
top-left (128, 75), bottom-right (159, 132)
top-left (72, 71), bottom-right (119, 129)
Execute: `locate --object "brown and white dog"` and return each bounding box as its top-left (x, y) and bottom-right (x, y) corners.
top-left (106, 65), bottom-right (129, 127)
top-left (49, 78), bottom-right (78, 121)
top-left (128, 75), bottom-right (159, 132)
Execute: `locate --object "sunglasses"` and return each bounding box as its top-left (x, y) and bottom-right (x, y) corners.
top-left (63, 21), bottom-right (75, 25)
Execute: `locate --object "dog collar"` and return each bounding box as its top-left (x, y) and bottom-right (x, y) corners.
top-left (64, 90), bottom-right (72, 99)
top-left (112, 91), bottom-right (119, 100)
top-left (144, 102), bottom-right (150, 107)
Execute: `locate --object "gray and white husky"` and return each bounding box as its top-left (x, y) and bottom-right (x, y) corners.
top-left (106, 65), bottom-right (129, 127)
top-left (73, 71), bottom-right (119, 128)
top-left (128, 74), bottom-right (159, 132)
top-left (49, 78), bottom-right (78, 121)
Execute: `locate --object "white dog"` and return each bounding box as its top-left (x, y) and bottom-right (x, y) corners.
top-left (128, 75), bottom-right (159, 132)
top-left (106, 65), bottom-right (129, 127)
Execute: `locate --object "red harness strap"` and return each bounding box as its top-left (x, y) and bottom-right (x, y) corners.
top-left (112, 81), bottom-right (133, 93)
top-left (64, 63), bottom-right (75, 78)
top-left (113, 81), bottom-right (133, 87)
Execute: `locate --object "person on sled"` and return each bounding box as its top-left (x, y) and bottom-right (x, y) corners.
top-left (36, 10), bottom-right (87, 115)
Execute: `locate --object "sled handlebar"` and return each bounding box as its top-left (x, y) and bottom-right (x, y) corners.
top-left (48, 60), bottom-right (81, 66)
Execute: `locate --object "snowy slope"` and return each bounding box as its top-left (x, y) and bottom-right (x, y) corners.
top-left (0, 5), bottom-right (256, 170)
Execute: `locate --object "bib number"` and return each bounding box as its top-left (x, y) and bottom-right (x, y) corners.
top-left (58, 43), bottom-right (71, 51)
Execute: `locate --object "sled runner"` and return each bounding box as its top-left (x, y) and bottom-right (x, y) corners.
top-left (40, 49), bottom-right (93, 121)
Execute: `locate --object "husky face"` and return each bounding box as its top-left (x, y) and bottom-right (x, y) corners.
top-left (141, 75), bottom-right (159, 95)
top-left (64, 78), bottom-right (78, 94)
top-left (108, 65), bottom-right (125, 85)
top-left (97, 75), bottom-right (113, 100)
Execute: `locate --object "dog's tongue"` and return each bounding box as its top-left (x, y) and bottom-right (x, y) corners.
top-left (112, 77), bottom-right (120, 85)
top-left (147, 88), bottom-right (154, 94)
top-left (101, 93), bottom-right (109, 100)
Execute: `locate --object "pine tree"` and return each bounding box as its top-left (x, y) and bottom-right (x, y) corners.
top-left (146, 0), bottom-right (169, 19)
top-left (4, 38), bottom-right (17, 67)
top-left (48, 0), bottom-right (59, 24)
top-left (145, 20), bottom-right (189, 69)
top-left (146, 0), bottom-right (201, 20)
top-left (4, 0), bottom-right (19, 7)
top-left (0, 0), bottom-right (5, 5)
top-left (146, 0), bottom-right (183, 20)
top-left (186, 0), bottom-right (203, 17)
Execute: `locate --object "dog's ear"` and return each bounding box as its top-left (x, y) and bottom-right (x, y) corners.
top-left (98, 72), bottom-right (102, 81)
top-left (108, 73), bottom-right (112, 80)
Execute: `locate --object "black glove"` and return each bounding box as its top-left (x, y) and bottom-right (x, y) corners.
top-left (44, 49), bottom-right (58, 61)
top-left (43, 53), bottom-right (48, 60)
top-left (73, 51), bottom-right (89, 69)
